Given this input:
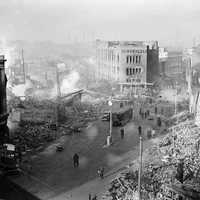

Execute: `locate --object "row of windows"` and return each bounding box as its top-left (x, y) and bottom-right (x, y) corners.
top-left (126, 55), bottom-right (141, 64)
top-left (97, 49), bottom-right (120, 63)
top-left (126, 78), bottom-right (141, 83)
top-left (126, 67), bottom-right (142, 75)
top-left (123, 49), bottom-right (146, 53)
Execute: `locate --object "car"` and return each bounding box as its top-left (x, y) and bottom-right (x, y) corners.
top-left (56, 145), bottom-right (64, 152)
top-left (101, 113), bottom-right (110, 121)
top-left (148, 116), bottom-right (154, 120)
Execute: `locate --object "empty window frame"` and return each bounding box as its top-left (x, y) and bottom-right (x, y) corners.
top-left (132, 56), bottom-right (135, 64)
top-left (130, 56), bottom-right (132, 64)
top-left (136, 56), bottom-right (138, 63)
top-left (138, 55), bottom-right (141, 63)
top-left (126, 56), bottom-right (129, 64)
top-left (130, 68), bottom-right (132, 75)
top-left (126, 68), bottom-right (129, 75)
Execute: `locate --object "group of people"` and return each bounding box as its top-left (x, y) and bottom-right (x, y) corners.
top-left (139, 108), bottom-right (150, 119)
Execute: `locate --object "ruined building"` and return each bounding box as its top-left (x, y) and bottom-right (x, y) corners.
top-left (95, 40), bottom-right (159, 92)
top-left (0, 55), bottom-right (9, 143)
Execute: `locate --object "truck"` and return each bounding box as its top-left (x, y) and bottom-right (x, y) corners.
top-left (101, 107), bottom-right (133, 126)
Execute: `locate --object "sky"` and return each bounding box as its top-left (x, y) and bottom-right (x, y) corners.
top-left (0, 0), bottom-right (200, 47)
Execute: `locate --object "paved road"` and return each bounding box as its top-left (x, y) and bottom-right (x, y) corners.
top-left (11, 115), bottom-right (158, 199)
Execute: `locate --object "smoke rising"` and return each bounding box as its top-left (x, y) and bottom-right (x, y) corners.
top-left (60, 70), bottom-right (80, 94)
top-left (50, 70), bottom-right (80, 98)
top-left (12, 80), bottom-right (33, 97)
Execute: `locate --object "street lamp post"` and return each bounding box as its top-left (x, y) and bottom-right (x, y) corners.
top-left (107, 96), bottom-right (113, 145)
top-left (138, 126), bottom-right (143, 200)
top-left (109, 98), bottom-right (112, 138)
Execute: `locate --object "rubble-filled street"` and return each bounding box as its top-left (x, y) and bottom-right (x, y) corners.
top-left (1, 1), bottom-right (200, 200)
top-left (10, 96), bottom-right (168, 199)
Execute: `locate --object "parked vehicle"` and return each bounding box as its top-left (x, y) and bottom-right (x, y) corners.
top-left (101, 112), bottom-right (110, 121)
top-left (112, 107), bottom-right (133, 126)
top-left (0, 144), bottom-right (20, 175)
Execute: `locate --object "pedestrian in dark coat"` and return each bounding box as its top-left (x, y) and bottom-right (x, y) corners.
top-left (98, 167), bottom-right (104, 179)
top-left (155, 106), bottom-right (157, 115)
top-left (138, 126), bottom-right (142, 136)
top-left (92, 194), bottom-right (97, 200)
top-left (73, 153), bottom-right (79, 168)
top-left (139, 108), bottom-right (142, 115)
top-left (120, 127), bottom-right (125, 139)
top-left (89, 193), bottom-right (92, 200)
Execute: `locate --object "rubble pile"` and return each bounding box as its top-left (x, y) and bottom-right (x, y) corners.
top-left (102, 112), bottom-right (200, 200)
top-left (62, 102), bottom-right (104, 131)
top-left (8, 97), bottom-right (104, 153)
top-left (11, 122), bottom-right (57, 152)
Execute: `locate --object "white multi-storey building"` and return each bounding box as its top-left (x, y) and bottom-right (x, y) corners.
top-left (95, 40), bottom-right (159, 91)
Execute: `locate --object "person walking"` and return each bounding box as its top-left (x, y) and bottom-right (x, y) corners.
top-left (73, 153), bottom-right (79, 168)
top-left (138, 125), bottom-right (142, 136)
top-left (144, 112), bottom-right (147, 119)
top-left (155, 106), bottom-right (157, 115)
top-left (89, 193), bottom-right (92, 200)
top-left (92, 194), bottom-right (97, 200)
top-left (98, 167), bottom-right (104, 179)
top-left (120, 127), bottom-right (125, 139)
top-left (147, 110), bottom-right (150, 117)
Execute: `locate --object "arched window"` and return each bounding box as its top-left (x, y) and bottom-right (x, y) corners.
top-left (126, 56), bottom-right (129, 64)
top-left (130, 68), bottom-right (132, 75)
top-left (126, 68), bottom-right (129, 75)
top-left (139, 55), bottom-right (141, 63)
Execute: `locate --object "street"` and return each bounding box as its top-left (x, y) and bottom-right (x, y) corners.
top-left (11, 114), bottom-right (160, 199)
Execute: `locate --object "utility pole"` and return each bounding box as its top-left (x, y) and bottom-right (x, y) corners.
top-left (109, 96), bottom-right (112, 139)
top-left (55, 65), bottom-right (61, 128)
top-left (106, 94), bottom-right (113, 146)
top-left (188, 57), bottom-right (192, 113)
top-left (137, 126), bottom-right (143, 200)
top-left (175, 81), bottom-right (177, 115)
top-left (21, 49), bottom-right (26, 84)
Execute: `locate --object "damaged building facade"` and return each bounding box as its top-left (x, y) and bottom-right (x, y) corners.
top-left (0, 55), bottom-right (9, 143)
top-left (95, 40), bottom-right (159, 92)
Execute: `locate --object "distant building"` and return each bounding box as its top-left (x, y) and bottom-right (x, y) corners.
top-left (95, 40), bottom-right (159, 92)
top-left (159, 47), bottom-right (168, 76)
top-left (164, 51), bottom-right (184, 76)
top-left (185, 45), bottom-right (200, 114)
